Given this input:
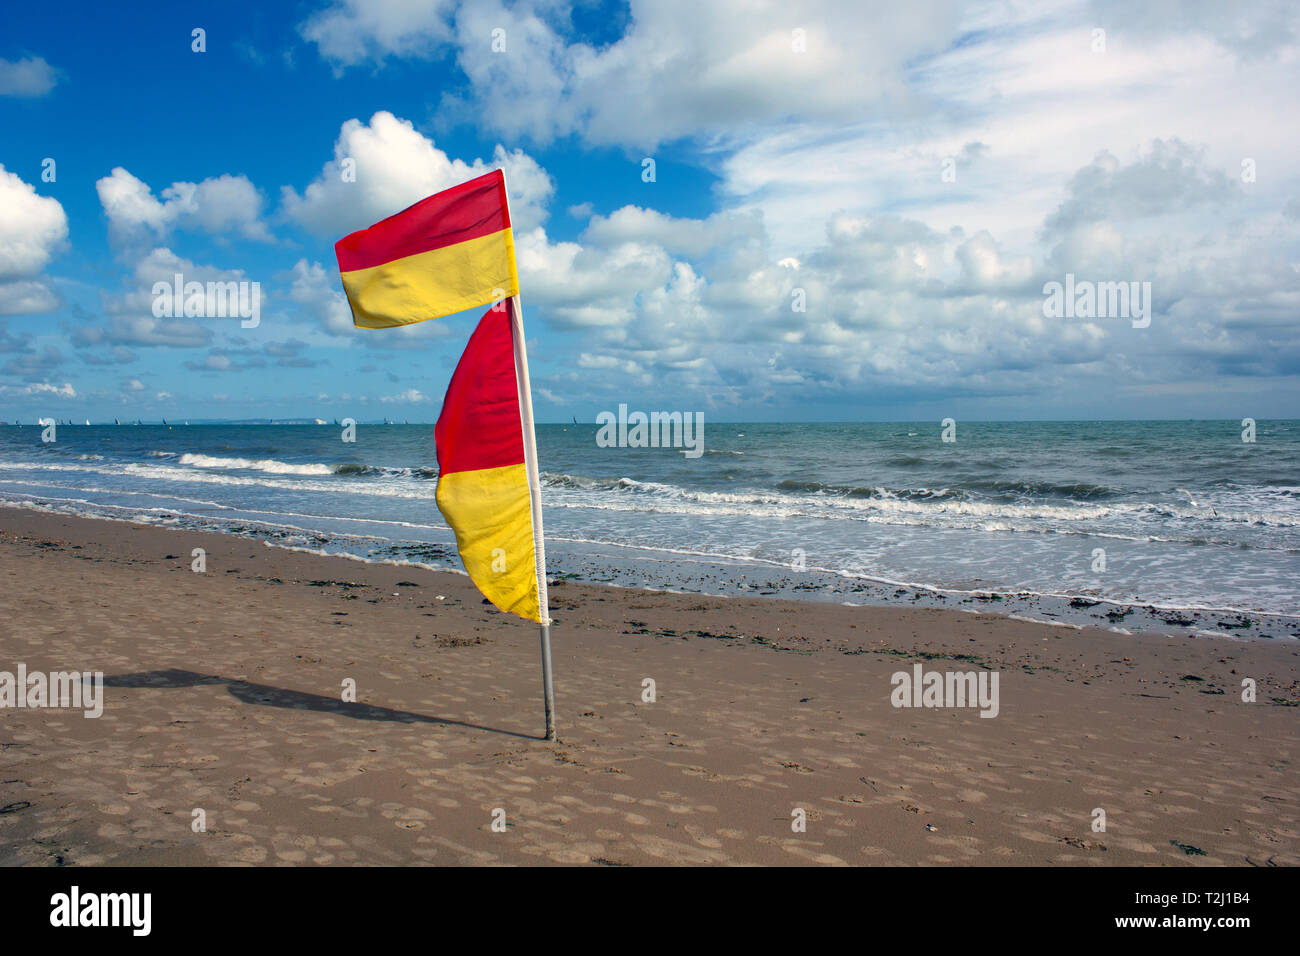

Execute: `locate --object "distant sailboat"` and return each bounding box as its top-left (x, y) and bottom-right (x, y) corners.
top-left (84, 419), bottom-right (90, 426)
top-left (114, 418), bottom-right (120, 425)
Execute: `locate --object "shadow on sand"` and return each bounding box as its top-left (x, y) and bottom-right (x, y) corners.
top-left (102, 668), bottom-right (540, 741)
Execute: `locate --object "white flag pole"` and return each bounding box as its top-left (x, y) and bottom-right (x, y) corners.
top-left (510, 291), bottom-right (556, 741)
top-left (500, 169), bottom-right (556, 741)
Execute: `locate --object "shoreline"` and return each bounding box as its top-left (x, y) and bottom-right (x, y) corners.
top-left (1, 509), bottom-right (1297, 866)
top-left (2, 494), bottom-right (1294, 641)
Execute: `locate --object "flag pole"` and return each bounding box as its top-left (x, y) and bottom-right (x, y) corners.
top-left (509, 291), bottom-right (555, 741)
top-left (500, 169), bottom-right (555, 741)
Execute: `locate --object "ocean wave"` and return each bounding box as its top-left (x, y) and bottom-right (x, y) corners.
top-left (541, 473), bottom-right (1300, 530)
top-left (776, 480), bottom-right (959, 500)
top-left (173, 453), bottom-right (439, 480)
top-left (6, 459), bottom-right (1300, 531)
top-left (178, 453), bottom-right (334, 475)
top-left (0, 459), bottom-right (445, 500)
top-left (332, 463), bottom-right (439, 479)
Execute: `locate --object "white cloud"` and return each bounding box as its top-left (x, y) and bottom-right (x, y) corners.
top-left (0, 381), bottom-right (75, 398)
top-left (720, 3), bottom-right (1300, 258)
top-left (74, 248), bottom-right (264, 351)
top-left (244, 2), bottom-right (1300, 413)
top-left (380, 387), bottom-right (427, 403)
top-left (512, 129), bottom-right (1300, 412)
top-left (303, 0), bottom-right (962, 149)
top-left (0, 165), bottom-right (67, 315)
top-left (284, 256), bottom-right (450, 344)
top-left (583, 207), bottom-right (766, 259)
top-left (0, 56), bottom-right (58, 97)
top-left (515, 226), bottom-right (676, 329)
top-left (282, 111), bottom-right (553, 237)
top-left (0, 279), bottom-right (60, 315)
top-left (96, 167), bottom-right (270, 244)
top-left (300, 0), bottom-right (456, 68)
top-left (287, 259), bottom-right (356, 336)
top-left (0, 167), bottom-right (67, 277)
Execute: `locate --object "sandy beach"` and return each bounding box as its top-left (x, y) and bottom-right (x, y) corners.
top-left (1, 509), bottom-right (1296, 866)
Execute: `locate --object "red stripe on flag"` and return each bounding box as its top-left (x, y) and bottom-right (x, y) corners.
top-left (335, 169), bottom-right (512, 273)
top-left (435, 299), bottom-right (525, 476)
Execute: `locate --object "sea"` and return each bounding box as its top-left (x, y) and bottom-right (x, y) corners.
top-left (1, 419), bottom-right (1296, 639)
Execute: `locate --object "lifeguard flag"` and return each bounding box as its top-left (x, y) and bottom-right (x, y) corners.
top-left (434, 298), bottom-right (543, 623)
top-left (334, 169), bottom-right (518, 329)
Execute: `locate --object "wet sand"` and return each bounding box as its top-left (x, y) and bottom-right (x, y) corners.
top-left (1, 509), bottom-right (1296, 866)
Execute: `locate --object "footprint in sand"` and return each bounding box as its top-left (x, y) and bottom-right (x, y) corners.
top-left (684, 824), bottom-right (723, 848)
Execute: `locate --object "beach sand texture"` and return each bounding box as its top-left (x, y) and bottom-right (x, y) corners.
top-left (1, 511), bottom-right (1296, 866)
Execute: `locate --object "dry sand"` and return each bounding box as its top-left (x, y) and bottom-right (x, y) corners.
top-left (0, 510), bottom-right (1296, 866)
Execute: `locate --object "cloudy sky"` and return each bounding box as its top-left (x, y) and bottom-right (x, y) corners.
top-left (2, 0), bottom-right (1298, 422)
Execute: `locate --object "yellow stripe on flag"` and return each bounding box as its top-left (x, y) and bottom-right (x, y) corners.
top-left (435, 461), bottom-right (541, 622)
top-left (341, 228), bottom-right (519, 329)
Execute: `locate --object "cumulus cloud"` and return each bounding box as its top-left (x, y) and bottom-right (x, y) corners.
top-left (0, 165), bottom-right (68, 314)
top-left (0, 381), bottom-right (75, 398)
top-left (583, 207), bottom-right (767, 260)
top-left (301, 0), bottom-right (962, 149)
top-left (380, 387), bottom-right (428, 403)
top-left (73, 248), bottom-right (267, 352)
top-left (0, 56), bottom-right (58, 97)
top-left (281, 111), bottom-right (553, 237)
top-left (284, 256), bottom-right (450, 347)
top-left (1042, 139), bottom-right (1240, 236)
top-left (0, 279), bottom-right (61, 315)
top-left (285, 259), bottom-right (358, 336)
top-left (184, 348), bottom-right (269, 372)
top-left (716, 1), bottom-right (1300, 260)
top-left (25, 2), bottom-right (1292, 418)
top-left (1088, 0), bottom-right (1300, 58)
top-left (96, 167), bottom-right (271, 245)
top-left (300, 0), bottom-right (456, 68)
top-left (508, 131), bottom-right (1300, 413)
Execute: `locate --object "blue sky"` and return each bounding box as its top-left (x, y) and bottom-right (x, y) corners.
top-left (2, 0), bottom-right (1299, 422)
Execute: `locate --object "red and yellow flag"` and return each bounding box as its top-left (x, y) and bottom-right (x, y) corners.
top-left (336, 169), bottom-right (555, 736)
top-left (335, 169), bottom-right (518, 329)
top-left (434, 298), bottom-right (543, 623)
